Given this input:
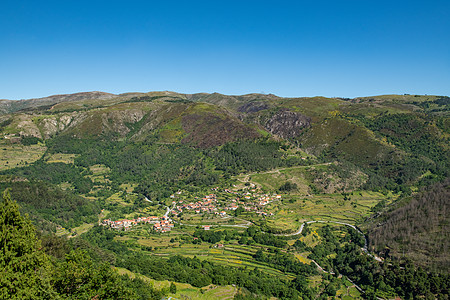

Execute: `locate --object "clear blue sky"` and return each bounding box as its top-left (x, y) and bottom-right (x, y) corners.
top-left (1, 0), bottom-right (449, 99)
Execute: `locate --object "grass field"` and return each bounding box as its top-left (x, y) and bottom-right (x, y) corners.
top-left (263, 190), bottom-right (388, 232)
top-left (89, 164), bottom-right (111, 183)
top-left (144, 238), bottom-right (297, 281)
top-left (116, 267), bottom-right (238, 299)
top-left (0, 142), bottom-right (46, 170)
top-left (72, 223), bottom-right (94, 236)
top-left (119, 183), bottom-right (138, 193)
top-left (45, 153), bottom-right (77, 164)
top-left (106, 192), bottom-right (130, 205)
top-left (236, 165), bottom-right (312, 193)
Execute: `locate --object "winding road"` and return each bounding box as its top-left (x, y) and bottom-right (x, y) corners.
top-left (149, 198), bottom-right (381, 298)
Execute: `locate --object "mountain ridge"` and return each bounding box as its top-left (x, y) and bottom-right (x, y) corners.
top-left (0, 90), bottom-right (448, 281)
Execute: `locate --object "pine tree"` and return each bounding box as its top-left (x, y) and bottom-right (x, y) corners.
top-left (0, 190), bottom-right (56, 299)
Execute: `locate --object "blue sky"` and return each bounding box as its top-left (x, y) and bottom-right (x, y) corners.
top-left (1, 0), bottom-right (449, 99)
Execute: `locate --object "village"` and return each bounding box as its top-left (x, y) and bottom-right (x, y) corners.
top-left (101, 186), bottom-right (281, 233)
top-left (101, 215), bottom-right (175, 233)
top-left (171, 190), bottom-right (280, 218)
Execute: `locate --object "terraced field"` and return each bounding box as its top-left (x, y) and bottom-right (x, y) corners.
top-left (0, 141), bottom-right (46, 170)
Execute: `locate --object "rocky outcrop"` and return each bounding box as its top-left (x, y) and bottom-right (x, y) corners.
top-left (264, 109), bottom-right (311, 139)
top-left (39, 113), bottom-right (84, 139)
top-left (16, 116), bottom-right (42, 139)
top-left (100, 109), bottom-right (146, 136)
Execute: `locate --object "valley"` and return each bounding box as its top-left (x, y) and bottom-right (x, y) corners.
top-left (0, 92), bottom-right (448, 299)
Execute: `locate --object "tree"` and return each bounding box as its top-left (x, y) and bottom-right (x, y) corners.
top-left (0, 190), bottom-right (56, 299)
top-left (169, 282), bottom-right (177, 294)
top-left (279, 181), bottom-right (298, 192)
top-left (52, 249), bottom-right (134, 299)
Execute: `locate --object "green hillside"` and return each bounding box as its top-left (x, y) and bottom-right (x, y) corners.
top-left (0, 91), bottom-right (449, 299)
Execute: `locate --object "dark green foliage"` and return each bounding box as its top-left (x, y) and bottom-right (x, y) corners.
top-left (121, 275), bottom-right (163, 300)
top-left (52, 249), bottom-right (135, 299)
top-left (169, 282), bottom-right (177, 294)
top-left (309, 224), bottom-right (449, 299)
top-left (253, 249), bottom-right (317, 276)
top-left (46, 136), bottom-right (310, 201)
top-left (48, 135), bottom-right (218, 199)
top-left (39, 233), bottom-right (72, 259)
top-left (193, 229), bottom-right (238, 244)
top-left (293, 240), bottom-right (308, 251)
top-left (46, 135), bottom-right (115, 155)
top-left (78, 225), bottom-right (129, 259)
top-left (209, 139), bottom-right (305, 175)
top-left (78, 225), bottom-right (314, 299)
top-left (244, 226), bottom-right (288, 248)
top-left (1, 161), bottom-right (93, 194)
top-left (278, 181), bottom-right (298, 192)
top-left (409, 96), bottom-right (450, 113)
top-left (0, 193), bottom-right (161, 299)
top-left (0, 191), bottom-right (56, 299)
top-left (363, 113), bottom-right (449, 179)
top-left (0, 181), bottom-right (100, 230)
top-left (120, 254), bottom-right (307, 299)
top-left (20, 136), bottom-right (42, 145)
top-left (0, 118), bottom-right (12, 130)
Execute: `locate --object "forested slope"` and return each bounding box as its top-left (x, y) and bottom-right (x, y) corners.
top-left (368, 178), bottom-right (450, 273)
top-left (0, 91), bottom-right (449, 299)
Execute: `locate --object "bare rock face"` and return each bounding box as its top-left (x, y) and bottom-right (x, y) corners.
top-left (17, 117), bottom-right (42, 139)
top-left (101, 109), bottom-right (146, 136)
top-left (39, 112), bottom-right (87, 139)
top-left (264, 109), bottom-right (311, 139)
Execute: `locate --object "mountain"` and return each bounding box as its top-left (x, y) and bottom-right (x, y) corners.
top-left (0, 91), bottom-right (449, 299)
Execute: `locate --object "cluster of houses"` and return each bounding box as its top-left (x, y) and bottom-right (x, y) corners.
top-left (172, 194), bottom-right (219, 215)
top-left (170, 190), bottom-right (280, 218)
top-left (101, 215), bottom-right (174, 232)
top-left (223, 193), bottom-right (280, 216)
top-left (152, 216), bottom-right (175, 233)
top-left (101, 216), bottom-right (159, 230)
top-left (101, 188), bottom-right (280, 233)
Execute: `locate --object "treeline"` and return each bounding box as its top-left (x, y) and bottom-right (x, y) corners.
top-left (253, 249), bottom-right (317, 277)
top-left (368, 178), bottom-right (450, 273)
top-left (240, 226), bottom-right (288, 248)
top-left (193, 228), bottom-right (239, 243)
top-left (192, 227), bottom-right (289, 248)
top-left (0, 181), bottom-right (100, 231)
top-left (121, 254), bottom-right (310, 299)
top-left (0, 192), bottom-right (162, 300)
